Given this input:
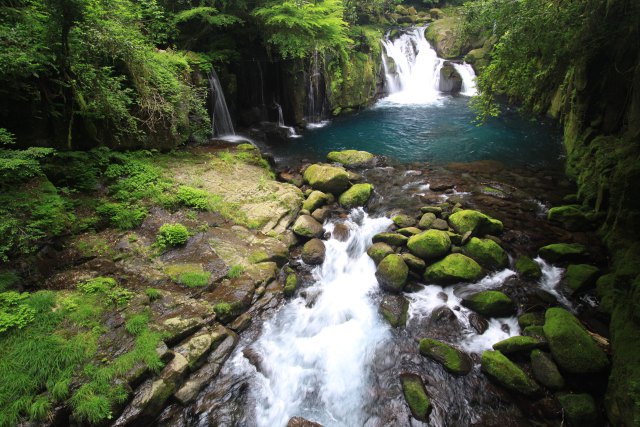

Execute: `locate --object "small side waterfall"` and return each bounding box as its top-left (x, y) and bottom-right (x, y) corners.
top-left (274, 101), bottom-right (300, 138)
top-left (208, 69), bottom-right (235, 137)
top-left (381, 27), bottom-right (478, 103)
top-left (305, 49), bottom-right (328, 127)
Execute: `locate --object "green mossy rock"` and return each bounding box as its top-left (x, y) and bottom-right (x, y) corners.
top-left (557, 393), bottom-right (598, 427)
top-left (400, 373), bottom-right (431, 422)
top-left (492, 336), bottom-right (542, 354)
top-left (595, 273), bottom-right (615, 314)
top-left (481, 350), bottom-right (540, 396)
top-left (518, 312), bottom-right (545, 328)
top-left (372, 232), bottom-right (409, 247)
top-left (292, 215), bottom-right (324, 238)
top-left (448, 209), bottom-right (503, 236)
top-left (419, 338), bottom-right (472, 375)
top-left (379, 294), bottom-right (410, 328)
top-left (397, 227), bottom-right (422, 237)
top-left (339, 183), bottom-right (373, 209)
top-left (421, 206), bottom-right (443, 215)
top-left (463, 237), bottom-right (509, 270)
top-left (367, 242), bottom-right (394, 265)
top-left (515, 256), bottom-right (542, 280)
top-left (547, 204), bottom-right (592, 231)
top-left (423, 253), bottom-right (483, 285)
top-left (418, 212), bottom-right (436, 228)
top-left (543, 307), bottom-right (609, 373)
top-left (407, 229), bottom-right (452, 260)
top-left (303, 164), bottom-right (350, 194)
top-left (401, 252), bottom-right (426, 272)
top-left (375, 254), bottom-right (409, 293)
top-left (522, 325), bottom-right (547, 343)
top-left (301, 238), bottom-right (326, 265)
top-left (530, 349), bottom-right (565, 390)
top-left (538, 243), bottom-right (587, 263)
top-left (461, 291), bottom-right (515, 317)
top-left (326, 149), bottom-right (375, 167)
top-left (393, 214), bottom-right (417, 228)
top-left (284, 273), bottom-right (297, 297)
top-left (446, 231), bottom-right (463, 245)
top-left (563, 264), bottom-right (600, 293)
top-left (302, 190), bottom-right (331, 212)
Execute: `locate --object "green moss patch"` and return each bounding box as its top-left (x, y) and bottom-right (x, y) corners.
top-left (423, 253), bottom-right (483, 285)
top-left (419, 338), bottom-right (472, 375)
top-left (400, 373), bottom-right (431, 422)
top-left (481, 350), bottom-right (540, 395)
top-left (461, 290), bottom-right (515, 317)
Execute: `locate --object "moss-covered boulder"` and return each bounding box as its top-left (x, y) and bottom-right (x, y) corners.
top-left (538, 243), bottom-right (587, 263)
top-left (372, 232), bottom-right (408, 247)
top-left (419, 338), bottom-right (472, 375)
top-left (492, 336), bottom-right (543, 354)
top-left (397, 227), bottom-right (422, 237)
top-left (421, 206), bottom-right (443, 215)
top-left (518, 312), bottom-right (545, 328)
top-left (481, 350), bottom-right (540, 395)
top-left (543, 307), bottom-right (609, 373)
top-left (562, 264), bottom-right (600, 293)
top-left (301, 238), bottom-right (326, 265)
top-left (448, 209), bottom-right (503, 236)
top-left (401, 253), bottom-right (426, 272)
top-left (379, 294), bottom-right (410, 328)
top-left (418, 212), bottom-right (436, 228)
top-left (522, 325), bottom-right (547, 343)
top-left (367, 242), bottom-right (394, 265)
top-left (515, 256), bottom-right (542, 280)
top-left (463, 237), bottom-right (509, 270)
top-left (303, 164), bottom-right (350, 194)
top-left (556, 393), bottom-right (598, 427)
top-left (327, 149), bottom-right (375, 167)
top-left (423, 253), bottom-right (483, 285)
top-left (400, 373), bottom-right (431, 422)
top-left (547, 205), bottom-right (591, 231)
top-left (595, 273), bottom-right (615, 314)
top-left (339, 183), bottom-right (373, 209)
top-left (461, 291), bottom-right (515, 317)
top-left (292, 215), bottom-right (324, 238)
top-left (284, 273), bottom-right (297, 297)
top-left (530, 349), bottom-right (565, 390)
top-left (392, 214), bottom-right (417, 228)
top-left (407, 229), bottom-right (451, 260)
top-left (375, 254), bottom-right (409, 293)
top-left (302, 190), bottom-right (331, 212)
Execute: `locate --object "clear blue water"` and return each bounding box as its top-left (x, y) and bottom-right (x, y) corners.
top-left (270, 96), bottom-right (564, 168)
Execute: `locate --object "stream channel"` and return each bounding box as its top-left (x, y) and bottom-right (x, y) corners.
top-left (159, 27), bottom-right (601, 427)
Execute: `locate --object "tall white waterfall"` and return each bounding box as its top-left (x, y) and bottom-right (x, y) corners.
top-left (208, 69), bottom-right (235, 137)
top-left (381, 27), bottom-right (478, 103)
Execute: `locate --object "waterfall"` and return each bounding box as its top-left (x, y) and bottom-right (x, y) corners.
top-left (208, 68), bottom-right (235, 137)
top-left (241, 209), bottom-right (392, 426)
top-left (274, 101), bottom-right (300, 138)
top-left (306, 49), bottom-right (327, 126)
top-left (381, 27), bottom-right (478, 103)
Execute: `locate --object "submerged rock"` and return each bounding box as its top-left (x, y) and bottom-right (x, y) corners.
top-left (419, 338), bottom-right (472, 375)
top-left (461, 290), bottom-right (515, 317)
top-left (400, 373), bottom-right (431, 422)
top-left (448, 209), bottom-right (503, 236)
top-left (375, 254), bottom-right (409, 293)
top-left (481, 350), bottom-right (540, 395)
top-left (338, 183), bottom-right (374, 209)
top-left (301, 238), bottom-right (326, 265)
top-left (367, 242), bottom-right (394, 265)
top-left (379, 294), bottom-right (410, 327)
top-left (515, 256), bottom-right (542, 280)
top-left (463, 237), bottom-right (509, 270)
top-left (530, 349), bottom-right (565, 390)
top-left (538, 243), bottom-right (587, 263)
top-left (543, 307), bottom-right (609, 374)
top-left (326, 149), bottom-right (375, 167)
top-left (292, 215), bottom-right (324, 238)
top-left (423, 253), bottom-right (483, 284)
top-left (303, 164), bottom-right (350, 194)
top-left (562, 264), bottom-right (600, 293)
top-left (407, 229), bottom-right (451, 260)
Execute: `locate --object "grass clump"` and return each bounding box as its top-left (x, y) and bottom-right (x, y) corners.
top-left (178, 271), bottom-right (211, 288)
top-left (96, 202), bottom-right (147, 230)
top-left (145, 288), bottom-right (161, 301)
top-left (226, 264), bottom-right (245, 279)
top-left (156, 223), bottom-right (189, 249)
top-left (125, 312), bottom-right (150, 336)
top-left (176, 185), bottom-right (209, 210)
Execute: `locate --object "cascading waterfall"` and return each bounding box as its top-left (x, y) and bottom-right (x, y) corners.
top-left (208, 68), bottom-right (235, 137)
top-left (239, 209), bottom-right (392, 426)
top-left (305, 49), bottom-right (328, 127)
top-left (381, 27), bottom-right (478, 103)
top-left (274, 101), bottom-right (300, 138)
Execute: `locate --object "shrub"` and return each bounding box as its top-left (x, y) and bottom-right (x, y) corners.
top-left (176, 185), bottom-right (209, 210)
top-left (96, 202), bottom-right (147, 230)
top-left (156, 223), bottom-right (189, 249)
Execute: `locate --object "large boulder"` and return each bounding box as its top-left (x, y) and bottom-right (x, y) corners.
top-left (292, 215), bottom-right (324, 238)
top-left (423, 253), bottom-right (483, 285)
top-left (407, 229), bottom-right (452, 260)
top-left (562, 264), bottom-right (600, 293)
top-left (419, 338), bottom-right (472, 375)
top-left (379, 294), bottom-right (410, 327)
top-left (303, 164), bottom-right (350, 194)
top-left (400, 373), bottom-right (431, 422)
top-left (372, 232), bottom-right (409, 247)
top-left (547, 205), bottom-right (591, 231)
top-left (543, 307), bottom-right (609, 373)
top-left (438, 62), bottom-right (462, 93)
top-left (538, 243), bottom-right (587, 263)
top-left (375, 254), bottom-right (409, 293)
top-left (463, 237), bottom-right (509, 270)
top-left (367, 242), bottom-right (394, 265)
top-left (481, 350), bottom-right (540, 395)
top-left (461, 291), bottom-right (515, 317)
top-left (327, 149), bottom-right (375, 167)
top-left (530, 349), bottom-right (565, 390)
top-left (302, 190), bottom-right (332, 212)
top-left (515, 256), bottom-right (542, 280)
top-left (301, 238), bottom-right (326, 265)
top-left (338, 183), bottom-right (373, 209)
top-left (448, 209), bottom-right (503, 236)
top-left (556, 393), bottom-right (598, 427)
top-left (492, 336), bottom-right (543, 354)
